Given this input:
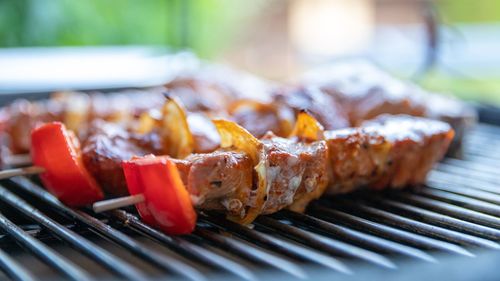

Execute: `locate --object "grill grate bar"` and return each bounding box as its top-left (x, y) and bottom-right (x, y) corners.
top-left (436, 163), bottom-right (498, 184)
top-left (368, 197), bottom-right (500, 241)
top-left (255, 216), bottom-right (397, 269)
top-left (428, 170), bottom-right (500, 195)
top-left (6, 177), bottom-right (205, 281)
top-left (334, 199), bottom-right (499, 248)
top-left (110, 210), bottom-right (257, 281)
top-left (390, 192), bottom-right (500, 229)
top-left (76, 211), bottom-right (206, 281)
top-left (426, 180), bottom-right (500, 205)
top-left (0, 212), bottom-right (92, 281)
top-left (416, 188), bottom-right (500, 217)
top-left (442, 158), bottom-right (498, 175)
top-left (308, 205), bottom-right (473, 256)
top-left (278, 210), bottom-right (436, 263)
top-left (0, 247), bottom-right (36, 281)
top-left (200, 214), bottom-right (352, 274)
top-left (194, 228), bottom-right (307, 279)
top-left (0, 184), bottom-right (147, 280)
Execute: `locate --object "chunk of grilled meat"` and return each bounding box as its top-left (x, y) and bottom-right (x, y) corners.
top-left (325, 114), bottom-right (454, 194)
top-left (301, 61), bottom-right (476, 156)
top-left (260, 133), bottom-right (329, 214)
top-left (81, 121), bottom-right (164, 196)
top-left (79, 120), bottom-right (329, 217)
top-left (0, 90), bottom-right (166, 154)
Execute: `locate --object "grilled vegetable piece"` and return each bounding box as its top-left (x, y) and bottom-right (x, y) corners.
top-left (122, 155), bottom-right (197, 235)
top-left (325, 115), bottom-right (454, 194)
top-left (161, 95), bottom-right (195, 158)
top-left (31, 122), bottom-right (104, 206)
top-left (213, 119), bottom-right (267, 224)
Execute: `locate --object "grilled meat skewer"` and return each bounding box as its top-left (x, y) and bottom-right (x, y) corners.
top-left (0, 61), bottom-right (473, 160)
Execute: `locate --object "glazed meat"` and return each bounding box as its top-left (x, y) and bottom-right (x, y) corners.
top-left (273, 86), bottom-right (350, 131)
top-left (301, 61), bottom-right (476, 156)
top-left (0, 90), bottom-right (166, 154)
top-left (81, 121), bottom-right (163, 196)
top-left (325, 114), bottom-right (454, 194)
top-left (79, 120), bottom-right (329, 217)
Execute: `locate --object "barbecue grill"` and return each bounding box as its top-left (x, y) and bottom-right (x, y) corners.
top-left (1, 106), bottom-right (500, 281)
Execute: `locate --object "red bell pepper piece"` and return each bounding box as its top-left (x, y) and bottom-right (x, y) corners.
top-left (122, 156), bottom-right (197, 235)
top-left (31, 122), bottom-right (104, 206)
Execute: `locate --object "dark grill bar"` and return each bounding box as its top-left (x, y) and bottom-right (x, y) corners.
top-left (1, 123), bottom-right (500, 280)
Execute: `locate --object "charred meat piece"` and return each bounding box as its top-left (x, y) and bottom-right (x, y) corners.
top-left (325, 115), bottom-right (454, 194)
top-left (81, 121), bottom-right (163, 196)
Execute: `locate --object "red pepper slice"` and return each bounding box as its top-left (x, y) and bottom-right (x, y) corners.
top-left (122, 156), bottom-right (196, 235)
top-left (31, 122), bottom-right (104, 206)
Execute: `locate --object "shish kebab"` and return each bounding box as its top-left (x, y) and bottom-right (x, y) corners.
top-left (0, 63), bottom-right (459, 234)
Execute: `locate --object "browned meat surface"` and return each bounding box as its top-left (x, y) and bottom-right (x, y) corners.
top-left (1, 99), bottom-right (64, 154)
top-left (0, 90), bottom-right (166, 155)
top-left (171, 151), bottom-right (253, 217)
top-left (229, 101), bottom-right (293, 138)
top-left (273, 86), bottom-right (350, 131)
top-left (186, 113), bottom-right (221, 153)
top-left (301, 61), bottom-right (476, 155)
top-left (260, 133), bottom-right (329, 214)
top-left (81, 121), bottom-right (163, 196)
top-left (302, 62), bottom-right (426, 126)
top-left (325, 115), bottom-right (454, 194)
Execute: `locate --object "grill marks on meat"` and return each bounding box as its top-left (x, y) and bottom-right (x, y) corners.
top-left (325, 115), bottom-right (454, 194)
top-left (81, 121), bottom-right (163, 196)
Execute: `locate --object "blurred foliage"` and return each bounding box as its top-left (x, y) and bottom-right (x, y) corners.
top-left (0, 0), bottom-right (262, 57)
top-left (421, 72), bottom-right (500, 105)
top-left (438, 0), bottom-right (500, 23)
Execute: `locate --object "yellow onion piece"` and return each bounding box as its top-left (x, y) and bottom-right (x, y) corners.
top-left (50, 92), bottom-right (90, 132)
top-left (135, 111), bottom-right (157, 134)
top-left (162, 96), bottom-right (194, 159)
top-left (229, 158), bottom-right (268, 224)
top-left (289, 111), bottom-right (325, 142)
top-left (213, 119), bottom-right (262, 164)
top-left (213, 119), bottom-right (267, 224)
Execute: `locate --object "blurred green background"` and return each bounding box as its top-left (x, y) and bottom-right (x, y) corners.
top-left (0, 0), bottom-right (263, 57)
top-left (0, 0), bottom-right (499, 104)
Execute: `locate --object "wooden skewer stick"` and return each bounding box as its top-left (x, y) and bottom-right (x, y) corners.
top-left (92, 194), bottom-right (145, 213)
top-left (0, 166), bottom-right (45, 180)
top-left (0, 165), bottom-right (144, 213)
top-left (3, 154), bottom-right (33, 167)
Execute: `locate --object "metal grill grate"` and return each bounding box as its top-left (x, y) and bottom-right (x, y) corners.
top-left (1, 123), bottom-right (500, 281)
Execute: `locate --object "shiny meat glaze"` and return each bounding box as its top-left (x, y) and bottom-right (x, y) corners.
top-left (325, 114), bottom-right (454, 194)
top-left (301, 61), bottom-right (476, 155)
top-left (0, 90), bottom-right (166, 154)
top-left (81, 121), bottom-right (163, 196)
top-left (260, 133), bottom-right (330, 214)
top-left (301, 61), bottom-right (427, 126)
top-left (273, 86), bottom-right (350, 131)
